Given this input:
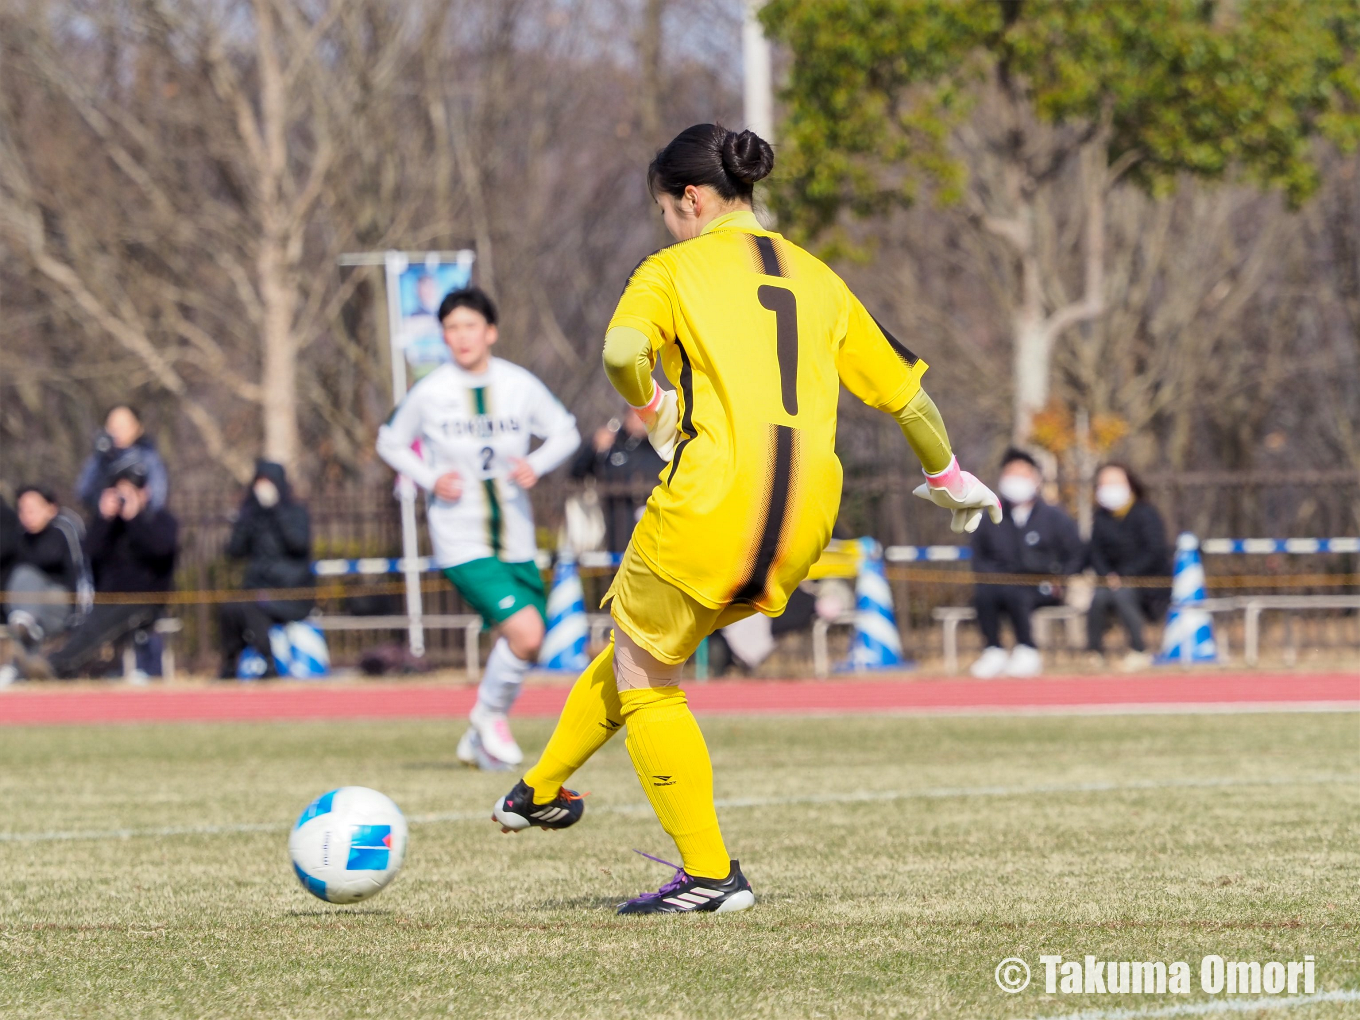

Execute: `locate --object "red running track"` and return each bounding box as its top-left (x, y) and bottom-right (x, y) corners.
top-left (0, 672), bottom-right (1354, 726)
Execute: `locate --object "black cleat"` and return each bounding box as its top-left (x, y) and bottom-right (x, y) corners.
top-left (491, 780), bottom-right (584, 832)
top-left (617, 851), bottom-right (755, 915)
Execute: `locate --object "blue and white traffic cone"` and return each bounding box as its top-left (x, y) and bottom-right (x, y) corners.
top-left (840, 537), bottom-right (911, 671)
top-left (1156, 532), bottom-right (1218, 664)
top-left (538, 554), bottom-right (591, 672)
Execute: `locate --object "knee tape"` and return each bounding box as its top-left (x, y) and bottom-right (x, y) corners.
top-left (612, 619), bottom-right (682, 691)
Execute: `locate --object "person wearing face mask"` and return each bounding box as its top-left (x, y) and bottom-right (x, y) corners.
top-left (968, 448), bottom-right (1084, 678)
top-left (1086, 463), bottom-right (1170, 671)
top-left (217, 460), bottom-right (314, 679)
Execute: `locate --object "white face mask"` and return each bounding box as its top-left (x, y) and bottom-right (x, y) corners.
top-left (998, 475), bottom-right (1039, 505)
top-left (253, 479), bottom-right (280, 508)
top-left (1096, 483), bottom-right (1132, 511)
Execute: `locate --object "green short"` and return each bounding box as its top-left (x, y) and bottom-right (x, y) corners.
top-left (442, 557), bottom-right (547, 628)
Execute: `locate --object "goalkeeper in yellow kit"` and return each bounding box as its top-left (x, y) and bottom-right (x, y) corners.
top-left (491, 123), bottom-right (1001, 914)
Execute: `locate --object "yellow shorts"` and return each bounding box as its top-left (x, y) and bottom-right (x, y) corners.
top-left (604, 544), bottom-right (756, 665)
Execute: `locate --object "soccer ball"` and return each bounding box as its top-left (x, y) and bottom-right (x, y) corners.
top-left (288, 786), bottom-right (408, 904)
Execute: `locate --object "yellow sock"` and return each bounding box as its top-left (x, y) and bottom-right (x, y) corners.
top-left (523, 639), bottom-right (623, 805)
top-left (618, 686), bottom-right (730, 881)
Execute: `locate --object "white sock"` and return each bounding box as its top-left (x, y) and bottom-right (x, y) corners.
top-left (476, 637), bottom-right (531, 715)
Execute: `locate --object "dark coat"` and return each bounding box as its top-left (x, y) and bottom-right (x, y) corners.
top-left (971, 500), bottom-right (1084, 577)
top-left (86, 507), bottom-right (178, 594)
top-left (12, 518), bottom-right (84, 592)
top-left (0, 499), bottom-right (18, 587)
top-left (570, 429), bottom-right (665, 554)
top-left (226, 461), bottom-right (313, 620)
top-left (1088, 500), bottom-right (1172, 616)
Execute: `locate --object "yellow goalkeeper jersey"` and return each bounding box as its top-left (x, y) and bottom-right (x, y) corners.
top-left (608, 209), bottom-right (929, 615)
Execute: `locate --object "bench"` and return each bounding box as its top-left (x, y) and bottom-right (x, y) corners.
top-left (313, 614), bottom-right (484, 679)
top-left (121, 617), bottom-right (183, 683)
top-left (1241, 595), bottom-right (1360, 666)
top-left (932, 605), bottom-right (1084, 675)
top-left (0, 618), bottom-right (183, 684)
top-left (811, 611), bottom-right (858, 677)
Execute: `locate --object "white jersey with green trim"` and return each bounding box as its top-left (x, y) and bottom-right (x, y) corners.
top-left (376, 358), bottom-right (580, 568)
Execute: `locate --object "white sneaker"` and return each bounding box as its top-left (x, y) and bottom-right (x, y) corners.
top-left (1120, 650), bottom-right (1153, 673)
top-left (1004, 644), bottom-right (1043, 677)
top-left (970, 646), bottom-right (1010, 679)
top-left (469, 704), bottom-right (523, 766)
top-left (456, 727), bottom-right (479, 766)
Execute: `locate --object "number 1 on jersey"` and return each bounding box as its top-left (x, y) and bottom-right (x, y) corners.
top-left (758, 285), bottom-right (798, 417)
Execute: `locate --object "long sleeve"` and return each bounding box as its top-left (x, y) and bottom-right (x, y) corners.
top-left (602, 325), bottom-right (658, 408)
top-left (124, 509), bottom-right (178, 561)
top-left (75, 454), bottom-right (102, 509)
top-left (226, 508), bottom-right (253, 559)
top-left (376, 392), bottom-right (439, 491)
top-left (273, 504), bottom-right (312, 558)
top-left (836, 289), bottom-right (929, 413)
top-left (524, 381), bottom-right (581, 478)
top-left (889, 388), bottom-right (953, 476)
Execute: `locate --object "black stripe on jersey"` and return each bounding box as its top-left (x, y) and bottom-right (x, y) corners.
top-left (666, 342), bottom-right (698, 485)
top-left (758, 284), bottom-right (799, 416)
top-left (732, 424), bottom-right (796, 606)
top-left (870, 314), bottom-right (919, 367)
top-left (745, 234), bottom-right (785, 277)
top-left (619, 235), bottom-right (706, 296)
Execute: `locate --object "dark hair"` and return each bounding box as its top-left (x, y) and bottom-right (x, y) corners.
top-left (1096, 461), bottom-right (1146, 501)
top-left (647, 123), bottom-right (774, 203)
top-left (1000, 447), bottom-right (1039, 472)
top-left (109, 447), bottom-right (149, 488)
top-left (15, 485), bottom-right (57, 505)
top-left (438, 286), bottom-right (498, 326)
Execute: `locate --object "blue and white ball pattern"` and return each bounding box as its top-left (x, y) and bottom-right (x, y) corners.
top-left (288, 787), bottom-right (408, 904)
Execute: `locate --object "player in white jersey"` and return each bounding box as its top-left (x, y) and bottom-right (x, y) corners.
top-left (377, 287), bottom-right (580, 768)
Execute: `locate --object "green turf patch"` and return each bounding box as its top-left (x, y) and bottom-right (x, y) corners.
top-left (0, 712), bottom-right (1356, 1019)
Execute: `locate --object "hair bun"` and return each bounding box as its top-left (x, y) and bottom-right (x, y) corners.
top-left (720, 129), bottom-right (774, 186)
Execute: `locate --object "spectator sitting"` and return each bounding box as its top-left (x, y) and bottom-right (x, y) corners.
top-left (1086, 462), bottom-right (1171, 672)
top-left (969, 448), bottom-right (1083, 678)
top-left (218, 461), bottom-right (313, 679)
top-left (75, 404), bottom-right (170, 514)
top-left (570, 410), bottom-right (666, 555)
top-left (0, 497), bottom-right (18, 590)
top-left (37, 452), bottom-right (178, 680)
top-left (2, 487), bottom-right (88, 672)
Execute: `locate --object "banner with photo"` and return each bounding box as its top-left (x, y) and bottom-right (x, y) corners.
top-left (396, 259), bottom-right (474, 382)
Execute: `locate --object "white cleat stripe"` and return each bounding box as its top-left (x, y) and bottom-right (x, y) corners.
top-left (662, 897), bottom-right (698, 909)
top-left (675, 891), bottom-right (710, 904)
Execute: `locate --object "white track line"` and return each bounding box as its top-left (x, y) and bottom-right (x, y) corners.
top-left (1019, 988), bottom-right (1360, 1020)
top-left (1, 774), bottom-right (1353, 845)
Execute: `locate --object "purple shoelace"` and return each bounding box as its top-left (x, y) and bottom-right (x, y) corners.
top-left (624, 849), bottom-right (690, 904)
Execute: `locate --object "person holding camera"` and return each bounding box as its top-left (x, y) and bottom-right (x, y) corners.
top-left (217, 461), bottom-right (313, 679)
top-left (38, 452), bottom-right (178, 679)
top-left (75, 404), bottom-right (170, 514)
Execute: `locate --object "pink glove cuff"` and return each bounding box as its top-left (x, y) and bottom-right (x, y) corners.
top-left (923, 455), bottom-right (964, 497)
top-left (631, 381), bottom-right (662, 422)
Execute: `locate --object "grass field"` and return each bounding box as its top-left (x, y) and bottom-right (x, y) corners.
top-left (0, 709), bottom-right (1356, 1019)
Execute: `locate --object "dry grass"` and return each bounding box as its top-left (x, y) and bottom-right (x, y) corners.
top-left (0, 710), bottom-right (1356, 1019)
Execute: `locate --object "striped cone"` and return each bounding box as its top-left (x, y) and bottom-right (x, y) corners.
top-left (841, 537), bottom-right (910, 671)
top-left (1156, 533), bottom-right (1218, 664)
top-left (538, 555), bottom-right (590, 672)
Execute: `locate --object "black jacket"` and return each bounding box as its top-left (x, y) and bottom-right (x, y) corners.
top-left (11, 517), bottom-right (85, 592)
top-left (1088, 500), bottom-right (1171, 577)
top-left (86, 507), bottom-right (178, 594)
top-left (227, 461), bottom-right (313, 619)
top-left (570, 430), bottom-right (665, 554)
top-left (1088, 500), bottom-right (1172, 615)
top-left (0, 499), bottom-right (18, 587)
top-left (972, 499), bottom-right (1084, 577)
